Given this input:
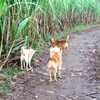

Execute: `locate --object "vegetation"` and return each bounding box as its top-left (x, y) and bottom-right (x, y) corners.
top-left (0, 0), bottom-right (100, 71)
top-left (0, 0), bottom-right (100, 94)
top-left (0, 67), bottom-right (21, 94)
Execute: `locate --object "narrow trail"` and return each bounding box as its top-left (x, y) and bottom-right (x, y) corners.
top-left (1, 27), bottom-right (100, 100)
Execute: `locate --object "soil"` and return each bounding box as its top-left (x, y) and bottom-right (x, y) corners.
top-left (0, 27), bottom-right (100, 100)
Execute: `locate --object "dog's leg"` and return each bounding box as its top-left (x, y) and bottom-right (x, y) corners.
top-left (23, 61), bottom-right (25, 70)
top-left (25, 56), bottom-right (29, 71)
top-left (21, 59), bottom-right (23, 70)
top-left (54, 66), bottom-right (57, 81)
top-left (63, 47), bottom-right (67, 54)
top-left (58, 67), bottom-right (61, 78)
top-left (58, 58), bottom-right (62, 78)
top-left (29, 59), bottom-right (32, 70)
top-left (48, 67), bottom-right (52, 82)
top-left (65, 44), bottom-right (68, 53)
top-left (66, 46), bottom-right (68, 52)
top-left (26, 60), bottom-right (29, 71)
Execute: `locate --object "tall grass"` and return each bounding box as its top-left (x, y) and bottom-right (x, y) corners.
top-left (0, 0), bottom-right (100, 68)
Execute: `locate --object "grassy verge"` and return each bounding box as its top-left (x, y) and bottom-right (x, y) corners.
top-left (46, 24), bottom-right (100, 41)
top-left (0, 67), bottom-right (21, 95)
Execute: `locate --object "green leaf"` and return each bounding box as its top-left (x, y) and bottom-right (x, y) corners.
top-left (0, 0), bottom-right (6, 17)
top-left (15, 17), bottom-right (30, 39)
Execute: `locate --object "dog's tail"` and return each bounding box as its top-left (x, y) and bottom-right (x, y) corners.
top-left (66, 35), bottom-right (69, 42)
top-left (47, 57), bottom-right (55, 69)
top-left (47, 57), bottom-right (52, 66)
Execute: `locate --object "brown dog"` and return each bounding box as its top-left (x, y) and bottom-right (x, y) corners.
top-left (47, 46), bottom-right (62, 82)
top-left (50, 35), bottom-right (69, 52)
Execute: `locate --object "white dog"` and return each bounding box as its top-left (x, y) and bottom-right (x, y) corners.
top-left (20, 46), bottom-right (36, 71)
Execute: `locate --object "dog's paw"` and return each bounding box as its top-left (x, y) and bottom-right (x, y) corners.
top-left (26, 69), bottom-right (29, 71)
top-left (54, 79), bottom-right (57, 82)
top-left (31, 69), bottom-right (34, 72)
top-left (58, 76), bottom-right (61, 78)
top-left (28, 68), bottom-right (32, 71)
top-left (49, 79), bottom-right (52, 82)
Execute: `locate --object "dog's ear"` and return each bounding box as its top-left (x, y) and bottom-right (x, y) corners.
top-left (21, 46), bottom-right (25, 50)
top-left (50, 38), bottom-right (55, 42)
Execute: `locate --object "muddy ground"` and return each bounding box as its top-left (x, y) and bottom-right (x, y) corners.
top-left (1, 27), bottom-right (100, 100)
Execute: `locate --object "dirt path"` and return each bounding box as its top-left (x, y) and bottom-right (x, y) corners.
top-left (1, 27), bottom-right (100, 100)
